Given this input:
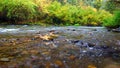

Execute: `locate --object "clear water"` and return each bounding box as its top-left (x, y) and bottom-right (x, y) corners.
top-left (0, 25), bottom-right (120, 68)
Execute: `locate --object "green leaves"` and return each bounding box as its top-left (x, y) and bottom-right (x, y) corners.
top-left (103, 10), bottom-right (120, 28)
top-left (45, 1), bottom-right (112, 26)
top-left (0, 0), bottom-right (114, 26)
top-left (0, 0), bottom-right (38, 23)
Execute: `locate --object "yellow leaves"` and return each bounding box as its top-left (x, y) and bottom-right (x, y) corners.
top-left (88, 15), bottom-right (93, 19)
top-left (33, 0), bottom-right (51, 12)
top-left (92, 8), bottom-right (97, 12)
top-left (35, 33), bottom-right (58, 41)
top-left (41, 33), bottom-right (58, 41)
top-left (88, 64), bottom-right (97, 68)
top-left (91, 22), bottom-right (98, 26)
top-left (40, 35), bottom-right (51, 40)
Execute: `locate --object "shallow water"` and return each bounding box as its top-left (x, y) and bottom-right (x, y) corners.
top-left (0, 25), bottom-right (120, 68)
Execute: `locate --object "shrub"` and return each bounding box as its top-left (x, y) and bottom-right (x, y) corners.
top-left (46, 2), bottom-right (81, 25)
top-left (0, 0), bottom-right (37, 24)
top-left (0, 0), bottom-right (113, 26)
top-left (45, 1), bottom-right (113, 26)
top-left (114, 11), bottom-right (120, 27)
top-left (103, 16), bottom-right (115, 28)
top-left (45, 1), bottom-right (63, 24)
top-left (103, 11), bottom-right (120, 28)
top-left (32, 0), bottom-right (51, 18)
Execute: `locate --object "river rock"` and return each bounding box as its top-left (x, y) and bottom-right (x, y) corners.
top-left (112, 27), bottom-right (120, 33)
top-left (71, 40), bottom-right (95, 47)
top-left (0, 58), bottom-right (10, 62)
top-left (92, 29), bottom-right (97, 31)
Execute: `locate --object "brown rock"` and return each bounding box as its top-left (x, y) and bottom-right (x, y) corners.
top-left (30, 50), bottom-right (39, 54)
top-left (54, 60), bottom-right (64, 67)
top-left (69, 55), bottom-right (76, 60)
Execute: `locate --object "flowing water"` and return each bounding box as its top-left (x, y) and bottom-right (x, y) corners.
top-left (0, 25), bottom-right (120, 68)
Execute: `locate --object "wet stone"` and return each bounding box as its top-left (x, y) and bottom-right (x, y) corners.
top-left (92, 29), bottom-right (97, 31)
top-left (112, 27), bottom-right (120, 33)
top-left (1, 38), bottom-right (7, 42)
top-left (0, 58), bottom-right (10, 62)
top-left (49, 30), bottom-right (55, 33)
top-left (71, 40), bottom-right (81, 44)
top-left (72, 29), bottom-right (76, 31)
top-left (87, 42), bottom-right (96, 47)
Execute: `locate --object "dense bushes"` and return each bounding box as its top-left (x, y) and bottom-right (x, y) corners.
top-left (103, 11), bottom-right (120, 28)
top-left (114, 11), bottom-right (120, 26)
top-left (45, 1), bottom-right (112, 26)
top-left (0, 0), bottom-right (38, 24)
top-left (0, 0), bottom-right (118, 27)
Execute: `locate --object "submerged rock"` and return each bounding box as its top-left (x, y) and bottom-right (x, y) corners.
top-left (71, 40), bottom-right (96, 47)
top-left (0, 58), bottom-right (10, 62)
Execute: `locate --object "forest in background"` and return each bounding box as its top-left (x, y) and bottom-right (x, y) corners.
top-left (0, 0), bottom-right (120, 27)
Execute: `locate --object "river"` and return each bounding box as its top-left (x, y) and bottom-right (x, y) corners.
top-left (0, 25), bottom-right (120, 68)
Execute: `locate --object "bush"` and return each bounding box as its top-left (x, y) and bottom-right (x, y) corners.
top-left (0, 0), bottom-right (37, 24)
top-left (45, 1), bottom-right (63, 24)
top-left (114, 11), bottom-right (120, 27)
top-left (0, 0), bottom-right (113, 26)
top-left (103, 11), bottom-right (120, 28)
top-left (103, 16), bottom-right (115, 28)
top-left (32, 0), bottom-right (51, 18)
top-left (46, 2), bottom-right (81, 25)
top-left (45, 1), bottom-right (112, 26)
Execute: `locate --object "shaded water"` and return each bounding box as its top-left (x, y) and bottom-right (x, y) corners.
top-left (0, 25), bottom-right (120, 68)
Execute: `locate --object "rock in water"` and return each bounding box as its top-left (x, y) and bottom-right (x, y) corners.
top-left (0, 58), bottom-right (10, 62)
top-left (112, 27), bottom-right (120, 33)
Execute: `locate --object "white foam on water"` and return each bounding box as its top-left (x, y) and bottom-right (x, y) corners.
top-left (0, 28), bottom-right (19, 32)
